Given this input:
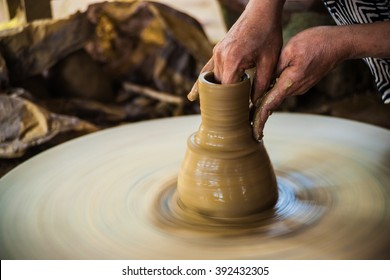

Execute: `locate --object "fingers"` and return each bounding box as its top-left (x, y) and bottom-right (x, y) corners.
top-left (187, 59), bottom-right (214, 101)
top-left (214, 61), bottom-right (245, 84)
top-left (187, 81), bottom-right (199, 102)
top-left (252, 55), bottom-right (278, 106)
top-left (214, 58), bottom-right (245, 84)
top-left (252, 68), bottom-right (297, 141)
top-left (213, 41), bottom-right (249, 84)
top-left (187, 53), bottom-right (246, 102)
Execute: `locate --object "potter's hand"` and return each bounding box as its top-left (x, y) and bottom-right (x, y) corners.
top-left (188, 0), bottom-right (285, 102)
top-left (252, 26), bottom-right (348, 140)
top-left (252, 21), bottom-right (390, 140)
top-left (187, 59), bottom-right (213, 101)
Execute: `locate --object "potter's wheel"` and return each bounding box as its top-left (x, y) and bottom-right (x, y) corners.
top-left (0, 113), bottom-right (389, 259)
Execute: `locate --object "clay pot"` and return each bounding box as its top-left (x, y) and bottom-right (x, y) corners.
top-left (177, 72), bottom-right (278, 218)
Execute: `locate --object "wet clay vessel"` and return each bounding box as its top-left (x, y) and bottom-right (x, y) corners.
top-left (177, 72), bottom-right (278, 218)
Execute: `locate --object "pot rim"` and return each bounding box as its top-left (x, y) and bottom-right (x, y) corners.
top-left (199, 71), bottom-right (250, 88)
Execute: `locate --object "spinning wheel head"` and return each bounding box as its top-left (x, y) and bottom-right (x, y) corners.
top-left (0, 114), bottom-right (389, 259)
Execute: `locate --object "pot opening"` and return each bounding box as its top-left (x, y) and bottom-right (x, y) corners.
top-left (203, 71), bottom-right (249, 85)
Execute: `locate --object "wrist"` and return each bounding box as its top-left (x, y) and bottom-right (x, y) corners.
top-left (336, 22), bottom-right (390, 60)
top-left (328, 26), bottom-right (356, 62)
top-left (245, 0), bottom-right (285, 20)
top-left (247, 0), bottom-right (286, 10)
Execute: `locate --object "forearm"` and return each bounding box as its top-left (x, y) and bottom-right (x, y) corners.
top-left (237, 0), bottom-right (286, 28)
top-left (339, 21), bottom-right (390, 59)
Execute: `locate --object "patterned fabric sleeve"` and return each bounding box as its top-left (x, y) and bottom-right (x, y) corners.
top-left (322, 0), bottom-right (390, 103)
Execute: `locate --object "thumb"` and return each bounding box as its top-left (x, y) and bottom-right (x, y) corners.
top-left (187, 58), bottom-right (214, 101)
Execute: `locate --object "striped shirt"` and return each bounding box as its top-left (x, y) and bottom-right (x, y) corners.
top-left (323, 0), bottom-right (390, 103)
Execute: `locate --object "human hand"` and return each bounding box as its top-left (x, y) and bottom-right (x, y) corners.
top-left (252, 26), bottom-right (348, 140)
top-left (188, 0), bottom-right (285, 103)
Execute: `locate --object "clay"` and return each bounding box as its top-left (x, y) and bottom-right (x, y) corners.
top-left (177, 72), bottom-right (278, 218)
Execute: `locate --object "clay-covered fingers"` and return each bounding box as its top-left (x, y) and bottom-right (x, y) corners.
top-left (187, 55), bottom-right (246, 102)
top-left (187, 59), bottom-right (214, 101)
top-left (252, 69), bottom-right (300, 141)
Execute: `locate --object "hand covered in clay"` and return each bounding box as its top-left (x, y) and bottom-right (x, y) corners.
top-left (252, 21), bottom-right (390, 140)
top-left (187, 0), bottom-right (285, 104)
top-left (252, 26), bottom-right (346, 140)
top-left (188, 1), bottom-right (390, 141)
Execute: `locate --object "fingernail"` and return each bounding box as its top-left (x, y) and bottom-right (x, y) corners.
top-left (187, 89), bottom-right (199, 101)
top-left (256, 134), bottom-right (263, 142)
top-left (187, 92), bottom-right (195, 101)
top-left (254, 130), bottom-right (263, 142)
top-left (187, 81), bottom-right (199, 101)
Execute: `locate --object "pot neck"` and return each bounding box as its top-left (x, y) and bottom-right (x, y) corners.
top-left (195, 72), bottom-right (256, 150)
top-left (198, 72), bottom-right (251, 129)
